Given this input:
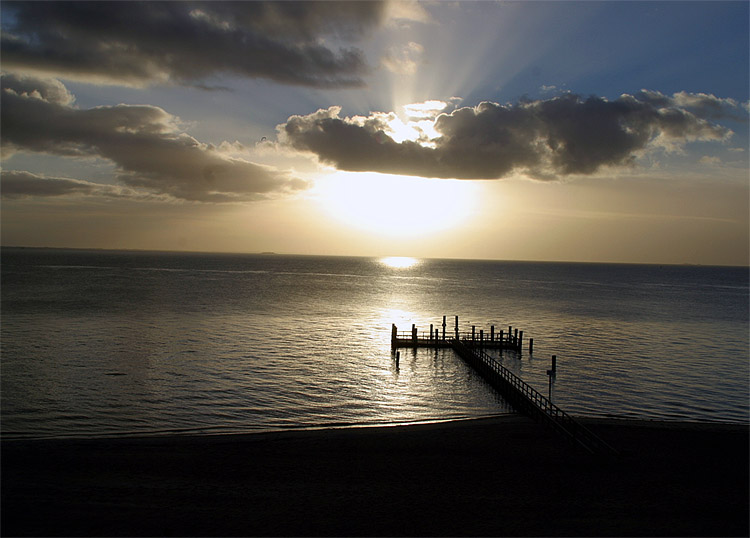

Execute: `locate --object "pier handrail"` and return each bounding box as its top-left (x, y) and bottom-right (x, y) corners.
top-left (394, 330), bottom-right (517, 341)
top-left (453, 338), bottom-right (618, 456)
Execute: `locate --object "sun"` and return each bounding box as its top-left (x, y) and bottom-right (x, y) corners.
top-left (313, 170), bottom-right (478, 237)
top-left (379, 256), bottom-right (420, 269)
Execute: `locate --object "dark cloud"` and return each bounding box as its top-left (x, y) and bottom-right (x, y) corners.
top-left (281, 106), bottom-right (440, 176)
top-left (1, 74), bottom-right (305, 202)
top-left (0, 170), bottom-right (153, 200)
top-left (280, 92), bottom-right (738, 180)
top-left (0, 74), bottom-right (75, 106)
top-left (0, 1), bottom-right (385, 88)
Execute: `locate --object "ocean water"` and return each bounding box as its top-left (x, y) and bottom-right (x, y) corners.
top-left (1, 247), bottom-right (747, 439)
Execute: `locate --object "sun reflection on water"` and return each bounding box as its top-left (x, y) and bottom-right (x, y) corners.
top-left (380, 256), bottom-right (420, 269)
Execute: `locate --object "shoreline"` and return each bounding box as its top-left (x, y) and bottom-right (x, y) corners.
top-left (4, 413), bottom-right (747, 444)
top-left (3, 415), bottom-right (747, 536)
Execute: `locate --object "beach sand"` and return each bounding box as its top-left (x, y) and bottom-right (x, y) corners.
top-left (2, 415), bottom-right (747, 536)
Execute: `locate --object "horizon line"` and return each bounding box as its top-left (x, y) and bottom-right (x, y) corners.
top-left (2, 244), bottom-right (747, 269)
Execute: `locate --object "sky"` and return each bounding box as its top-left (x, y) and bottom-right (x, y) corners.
top-left (1, 0), bottom-right (748, 265)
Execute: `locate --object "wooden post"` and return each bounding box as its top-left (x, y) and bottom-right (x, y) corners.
top-left (499, 330), bottom-right (504, 350)
top-left (508, 326), bottom-right (512, 343)
top-left (519, 331), bottom-right (523, 354)
top-left (547, 355), bottom-right (557, 400)
top-left (412, 324), bottom-right (417, 343)
top-left (442, 315), bottom-right (446, 341)
top-left (455, 316), bottom-right (459, 340)
top-left (529, 338), bottom-right (534, 354)
top-left (472, 325), bottom-right (476, 342)
top-left (391, 324), bottom-right (397, 348)
top-left (490, 325), bottom-right (494, 342)
top-left (430, 323), bottom-right (434, 341)
top-left (514, 328), bottom-right (518, 346)
top-left (548, 371), bottom-right (552, 400)
top-left (480, 329), bottom-right (484, 348)
top-left (396, 351), bottom-right (400, 368)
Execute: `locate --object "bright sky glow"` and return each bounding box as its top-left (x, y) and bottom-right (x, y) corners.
top-left (313, 171), bottom-right (478, 237)
top-left (1, 1), bottom-right (747, 265)
top-left (384, 116), bottom-right (423, 144)
top-left (402, 101), bottom-right (448, 118)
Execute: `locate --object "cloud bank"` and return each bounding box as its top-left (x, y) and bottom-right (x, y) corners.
top-left (280, 91), bottom-right (742, 180)
top-left (0, 170), bottom-right (160, 201)
top-left (0, 1), bottom-right (386, 88)
top-left (1, 74), bottom-right (304, 202)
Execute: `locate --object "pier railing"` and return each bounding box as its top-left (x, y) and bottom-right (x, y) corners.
top-left (391, 319), bottom-right (528, 353)
top-left (451, 339), bottom-right (618, 456)
top-left (393, 330), bottom-right (520, 346)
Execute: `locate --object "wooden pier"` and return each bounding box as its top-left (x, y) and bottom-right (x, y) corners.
top-left (392, 317), bottom-right (617, 456)
top-left (391, 315), bottom-right (531, 354)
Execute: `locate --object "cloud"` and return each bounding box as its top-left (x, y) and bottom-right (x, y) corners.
top-left (0, 170), bottom-right (161, 200)
top-left (699, 156), bottom-right (721, 165)
top-left (280, 91), bottom-right (740, 180)
top-left (403, 100), bottom-right (448, 118)
top-left (0, 1), bottom-right (387, 88)
top-left (381, 41), bottom-right (424, 75)
top-left (0, 74), bottom-right (76, 106)
top-left (637, 89), bottom-right (749, 122)
top-left (384, 0), bottom-right (433, 26)
top-left (281, 106), bottom-right (440, 176)
top-left (1, 74), bottom-right (305, 202)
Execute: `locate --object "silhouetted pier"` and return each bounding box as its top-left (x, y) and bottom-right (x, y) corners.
top-left (391, 315), bottom-right (531, 354)
top-left (391, 317), bottom-right (617, 456)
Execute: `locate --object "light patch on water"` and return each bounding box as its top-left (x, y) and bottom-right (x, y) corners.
top-left (380, 256), bottom-right (420, 269)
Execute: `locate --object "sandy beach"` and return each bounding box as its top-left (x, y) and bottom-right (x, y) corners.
top-left (2, 415), bottom-right (747, 537)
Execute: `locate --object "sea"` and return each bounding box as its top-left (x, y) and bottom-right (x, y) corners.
top-left (1, 247), bottom-right (748, 440)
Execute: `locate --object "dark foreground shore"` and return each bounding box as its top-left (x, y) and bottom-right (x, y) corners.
top-left (2, 415), bottom-right (748, 537)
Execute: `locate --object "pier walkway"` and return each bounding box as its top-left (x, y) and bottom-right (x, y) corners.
top-left (392, 319), bottom-right (617, 456)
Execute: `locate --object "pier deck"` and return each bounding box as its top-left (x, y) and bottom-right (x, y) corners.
top-left (391, 334), bottom-right (522, 351)
top-left (391, 316), bottom-right (528, 354)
